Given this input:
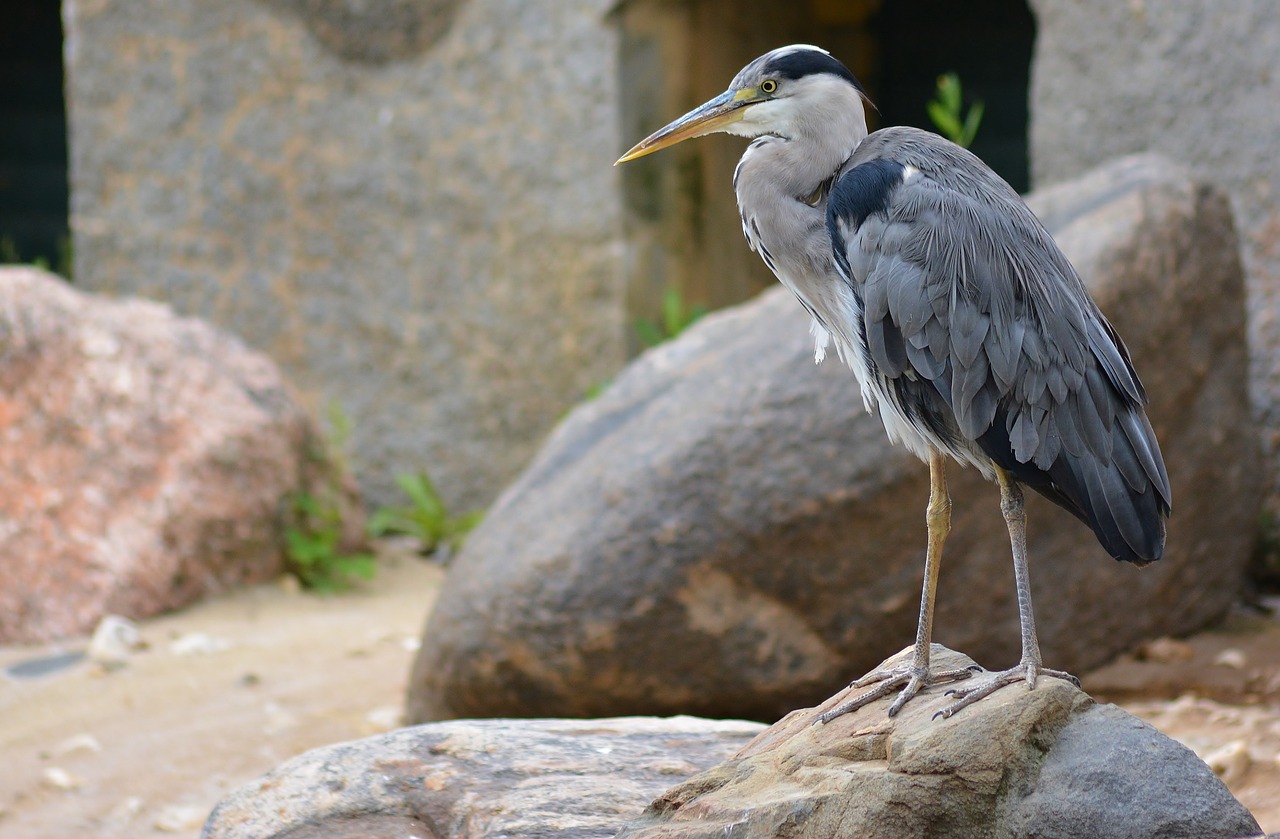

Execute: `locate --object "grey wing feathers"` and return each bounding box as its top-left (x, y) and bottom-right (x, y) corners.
top-left (827, 128), bottom-right (1171, 564)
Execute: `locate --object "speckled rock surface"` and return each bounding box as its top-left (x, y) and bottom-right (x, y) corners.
top-left (63, 0), bottom-right (626, 509)
top-left (201, 716), bottom-right (765, 839)
top-left (0, 267), bottom-right (314, 642)
top-left (1029, 0), bottom-right (1280, 492)
top-left (407, 155), bottom-right (1259, 723)
top-left (616, 647), bottom-right (1261, 839)
top-left (201, 650), bottom-right (1259, 839)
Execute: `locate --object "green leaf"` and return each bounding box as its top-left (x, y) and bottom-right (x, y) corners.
top-left (927, 72), bottom-right (983, 149)
top-left (634, 318), bottom-right (665, 348)
top-left (926, 102), bottom-right (962, 139)
top-left (398, 472), bottom-right (445, 521)
top-left (338, 553), bottom-right (378, 580)
top-left (938, 73), bottom-right (961, 113)
top-left (367, 467), bottom-right (481, 555)
top-left (661, 288), bottom-right (683, 335)
top-left (960, 101), bottom-right (985, 148)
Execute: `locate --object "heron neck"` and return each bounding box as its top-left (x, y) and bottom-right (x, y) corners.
top-left (731, 94), bottom-right (868, 342)
top-left (744, 107), bottom-right (867, 200)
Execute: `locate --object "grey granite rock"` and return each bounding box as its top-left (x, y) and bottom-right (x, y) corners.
top-left (200, 716), bottom-right (766, 839)
top-left (1029, 0), bottom-right (1280, 492)
top-left (202, 649), bottom-right (1259, 839)
top-left (616, 647), bottom-right (1261, 839)
top-left (0, 267), bottom-right (318, 641)
top-left (63, 0), bottom-right (625, 510)
top-left (407, 155), bottom-right (1259, 723)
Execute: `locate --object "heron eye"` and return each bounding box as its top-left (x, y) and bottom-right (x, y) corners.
top-left (760, 79), bottom-right (778, 94)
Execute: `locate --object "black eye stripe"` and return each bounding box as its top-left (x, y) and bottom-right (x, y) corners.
top-left (763, 50), bottom-right (864, 94)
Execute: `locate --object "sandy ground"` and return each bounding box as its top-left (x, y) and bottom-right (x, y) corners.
top-left (0, 548), bottom-right (446, 837)
top-left (0, 549), bottom-right (1278, 837)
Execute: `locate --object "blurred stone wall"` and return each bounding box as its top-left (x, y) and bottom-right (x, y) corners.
top-left (1029, 0), bottom-right (1280, 499)
top-left (63, 0), bottom-right (625, 509)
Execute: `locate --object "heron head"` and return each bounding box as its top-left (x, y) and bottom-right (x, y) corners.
top-left (616, 44), bottom-right (870, 165)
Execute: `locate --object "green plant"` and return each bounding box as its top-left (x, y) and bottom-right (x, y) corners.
top-left (283, 401), bottom-right (376, 592)
top-left (368, 470), bottom-right (482, 555)
top-left (634, 287), bottom-right (708, 348)
top-left (0, 234), bottom-right (73, 280)
top-left (320, 401), bottom-right (355, 474)
top-left (927, 72), bottom-right (984, 149)
top-left (284, 491), bottom-right (377, 592)
top-left (582, 379), bottom-right (612, 401)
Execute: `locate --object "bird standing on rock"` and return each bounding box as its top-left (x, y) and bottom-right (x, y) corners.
top-left (616, 45), bottom-right (1171, 720)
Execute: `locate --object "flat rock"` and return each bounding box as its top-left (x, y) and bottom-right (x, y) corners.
top-left (616, 646), bottom-right (1261, 839)
top-left (202, 649), bottom-right (1259, 839)
top-left (0, 267), bottom-right (317, 641)
top-left (407, 154), bottom-right (1260, 723)
top-left (200, 716), bottom-right (765, 839)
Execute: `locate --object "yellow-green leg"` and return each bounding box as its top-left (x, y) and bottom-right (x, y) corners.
top-left (933, 466), bottom-right (1078, 719)
top-left (819, 450), bottom-right (975, 723)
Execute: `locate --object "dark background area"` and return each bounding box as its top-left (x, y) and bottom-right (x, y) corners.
top-left (871, 0), bottom-right (1035, 192)
top-left (0, 1), bottom-right (69, 273)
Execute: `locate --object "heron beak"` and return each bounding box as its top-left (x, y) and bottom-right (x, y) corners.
top-left (615, 89), bottom-right (756, 165)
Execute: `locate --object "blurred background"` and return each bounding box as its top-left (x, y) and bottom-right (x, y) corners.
top-left (14, 0), bottom-right (1275, 522)
top-left (4, 1), bottom-right (1280, 835)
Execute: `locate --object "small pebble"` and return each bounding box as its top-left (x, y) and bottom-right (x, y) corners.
top-left (87, 615), bottom-right (144, 667)
top-left (1203, 740), bottom-right (1251, 786)
top-left (1213, 648), bottom-right (1247, 669)
top-left (104, 796), bottom-right (144, 830)
top-left (1136, 637), bottom-right (1195, 663)
top-left (154, 804), bottom-right (208, 832)
top-left (54, 733), bottom-right (102, 757)
top-left (41, 767), bottom-right (79, 790)
top-left (168, 633), bottom-right (232, 656)
top-left (365, 706), bottom-right (402, 731)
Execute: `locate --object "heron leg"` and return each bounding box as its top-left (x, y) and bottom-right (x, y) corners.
top-left (934, 468), bottom-right (1078, 720)
top-left (818, 450), bottom-right (975, 724)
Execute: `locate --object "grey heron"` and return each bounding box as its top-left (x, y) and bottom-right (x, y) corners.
top-left (616, 45), bottom-right (1171, 720)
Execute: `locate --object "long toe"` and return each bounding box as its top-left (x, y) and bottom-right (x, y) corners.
top-left (934, 664), bottom-right (1076, 719)
top-left (1040, 667), bottom-right (1080, 687)
top-left (935, 670), bottom-right (1024, 719)
top-left (818, 664), bottom-right (976, 724)
top-left (819, 669), bottom-right (913, 724)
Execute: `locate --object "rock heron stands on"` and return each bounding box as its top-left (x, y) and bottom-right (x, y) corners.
top-left (616, 45), bottom-right (1172, 720)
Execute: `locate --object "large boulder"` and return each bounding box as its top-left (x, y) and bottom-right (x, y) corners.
top-left (0, 267), bottom-right (318, 642)
top-left (201, 716), bottom-right (765, 838)
top-left (408, 154), bottom-right (1260, 723)
top-left (617, 647), bottom-right (1261, 839)
top-left (202, 650), bottom-right (1259, 839)
top-left (1029, 0), bottom-right (1280, 497)
top-left (64, 0), bottom-right (626, 511)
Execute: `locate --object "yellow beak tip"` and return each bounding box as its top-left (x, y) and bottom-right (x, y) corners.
top-left (614, 146), bottom-right (651, 166)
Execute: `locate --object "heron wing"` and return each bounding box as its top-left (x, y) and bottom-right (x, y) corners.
top-left (827, 128), bottom-right (1171, 563)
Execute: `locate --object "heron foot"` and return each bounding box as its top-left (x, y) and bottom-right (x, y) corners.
top-left (933, 661), bottom-right (1079, 720)
top-left (817, 662), bottom-right (979, 724)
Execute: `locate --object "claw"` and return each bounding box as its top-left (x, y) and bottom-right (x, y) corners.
top-left (817, 663), bottom-right (974, 724)
top-left (932, 662), bottom-right (1078, 720)
top-left (1043, 667), bottom-right (1081, 688)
